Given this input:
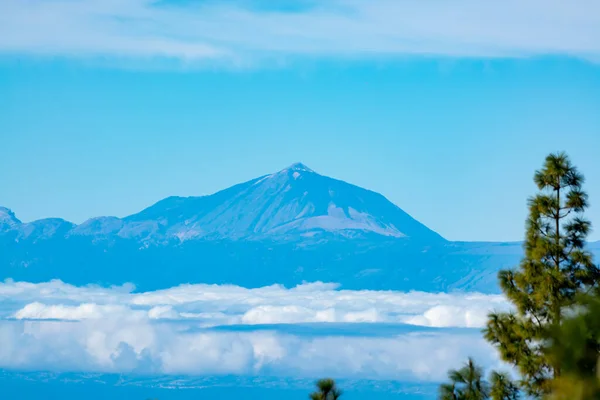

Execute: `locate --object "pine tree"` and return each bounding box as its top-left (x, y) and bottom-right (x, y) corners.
top-left (310, 378), bottom-right (342, 400)
top-left (484, 152), bottom-right (600, 397)
top-left (439, 382), bottom-right (460, 400)
top-left (439, 359), bottom-right (520, 400)
top-left (438, 358), bottom-right (489, 400)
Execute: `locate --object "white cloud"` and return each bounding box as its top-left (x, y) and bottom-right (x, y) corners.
top-left (0, 319), bottom-right (501, 380)
top-left (6, 279), bottom-right (509, 328)
top-left (0, 279), bottom-right (134, 304)
top-left (148, 305), bottom-right (179, 319)
top-left (0, 0), bottom-right (599, 65)
top-left (404, 305), bottom-right (492, 328)
top-left (0, 279), bottom-right (512, 379)
top-left (14, 302), bottom-right (142, 321)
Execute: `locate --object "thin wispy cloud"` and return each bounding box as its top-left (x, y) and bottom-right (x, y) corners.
top-left (0, 279), bottom-right (511, 379)
top-left (0, 0), bottom-right (599, 66)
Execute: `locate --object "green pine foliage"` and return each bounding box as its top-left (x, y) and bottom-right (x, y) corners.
top-left (489, 371), bottom-right (520, 400)
top-left (439, 152), bottom-right (600, 400)
top-left (310, 378), bottom-right (342, 400)
top-left (545, 293), bottom-right (600, 400)
top-left (484, 152), bottom-right (600, 397)
top-left (439, 358), bottom-right (489, 400)
top-left (438, 358), bottom-right (519, 400)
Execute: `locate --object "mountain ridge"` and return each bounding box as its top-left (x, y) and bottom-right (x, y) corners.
top-left (1, 163), bottom-right (445, 244)
top-left (1, 163), bottom-right (598, 293)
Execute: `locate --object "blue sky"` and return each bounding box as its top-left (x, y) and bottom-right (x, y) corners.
top-left (1, 0), bottom-right (600, 242)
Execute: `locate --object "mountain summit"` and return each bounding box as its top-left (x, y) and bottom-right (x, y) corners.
top-left (285, 162), bottom-right (315, 173)
top-left (114, 163), bottom-right (444, 242)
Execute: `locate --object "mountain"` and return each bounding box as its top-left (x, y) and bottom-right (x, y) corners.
top-left (1, 163), bottom-right (598, 293)
top-left (69, 163), bottom-right (444, 243)
top-left (1, 206), bottom-right (74, 242)
top-left (0, 207), bottom-right (20, 230)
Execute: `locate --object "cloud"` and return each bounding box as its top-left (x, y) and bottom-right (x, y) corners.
top-left (0, 279), bottom-right (512, 379)
top-left (404, 305), bottom-right (492, 328)
top-left (0, 319), bottom-right (501, 380)
top-left (0, 279), bottom-right (134, 304)
top-left (0, 0), bottom-right (599, 65)
top-left (5, 279), bottom-right (510, 328)
top-left (13, 302), bottom-right (142, 320)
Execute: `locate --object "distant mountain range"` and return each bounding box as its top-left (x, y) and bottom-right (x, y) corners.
top-left (1, 163), bottom-right (598, 293)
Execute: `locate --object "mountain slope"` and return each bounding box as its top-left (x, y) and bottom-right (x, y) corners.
top-left (0, 207), bottom-right (21, 230)
top-left (72, 163), bottom-right (445, 243)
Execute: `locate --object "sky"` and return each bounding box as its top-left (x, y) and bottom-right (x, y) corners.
top-left (1, 0), bottom-right (600, 242)
top-left (1, 0), bottom-right (600, 390)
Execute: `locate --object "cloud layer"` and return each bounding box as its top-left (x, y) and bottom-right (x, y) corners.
top-left (0, 279), bottom-right (511, 380)
top-left (0, 319), bottom-right (498, 380)
top-left (0, 0), bottom-right (599, 64)
top-left (2, 280), bottom-right (509, 328)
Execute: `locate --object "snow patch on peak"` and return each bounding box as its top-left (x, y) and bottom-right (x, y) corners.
top-left (259, 163), bottom-right (315, 184)
top-left (287, 162), bottom-right (314, 173)
top-left (327, 203), bottom-right (347, 219)
top-left (261, 200), bottom-right (405, 239)
top-left (253, 175), bottom-right (273, 186)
